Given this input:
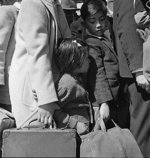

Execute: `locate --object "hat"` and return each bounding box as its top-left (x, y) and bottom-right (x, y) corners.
top-left (60, 0), bottom-right (78, 10)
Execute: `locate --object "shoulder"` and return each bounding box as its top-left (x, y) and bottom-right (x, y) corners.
top-left (18, 0), bottom-right (49, 26)
top-left (70, 17), bottom-right (83, 30)
top-left (86, 37), bottom-right (100, 46)
top-left (20, 0), bottom-right (47, 15)
top-left (86, 37), bottom-right (103, 51)
top-left (86, 37), bottom-right (103, 56)
top-left (58, 74), bottom-right (78, 89)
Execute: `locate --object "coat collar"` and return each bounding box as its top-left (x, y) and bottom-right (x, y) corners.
top-left (86, 32), bottom-right (118, 59)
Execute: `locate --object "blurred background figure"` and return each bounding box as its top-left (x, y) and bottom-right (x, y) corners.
top-left (106, 0), bottom-right (114, 16)
top-left (59, 0), bottom-right (79, 26)
top-left (0, 0), bottom-right (17, 5)
top-left (0, 0), bottom-right (21, 155)
top-left (0, 0), bottom-right (21, 112)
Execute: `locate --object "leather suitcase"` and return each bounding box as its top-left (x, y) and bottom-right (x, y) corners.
top-left (2, 128), bottom-right (77, 157)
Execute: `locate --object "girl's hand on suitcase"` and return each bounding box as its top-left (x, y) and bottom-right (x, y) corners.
top-left (76, 122), bottom-right (89, 135)
top-left (38, 102), bottom-right (60, 125)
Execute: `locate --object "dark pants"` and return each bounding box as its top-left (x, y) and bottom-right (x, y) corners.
top-left (117, 77), bottom-right (150, 157)
top-left (128, 80), bottom-right (150, 157)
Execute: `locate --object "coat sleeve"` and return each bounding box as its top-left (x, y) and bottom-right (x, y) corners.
top-left (19, 0), bottom-right (58, 105)
top-left (0, 7), bottom-right (16, 85)
top-left (57, 74), bottom-right (87, 107)
top-left (87, 46), bottom-right (113, 105)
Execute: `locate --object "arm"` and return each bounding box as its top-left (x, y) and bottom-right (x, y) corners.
top-left (87, 46), bottom-right (113, 105)
top-left (20, 0), bottom-right (58, 105)
top-left (57, 74), bottom-right (87, 107)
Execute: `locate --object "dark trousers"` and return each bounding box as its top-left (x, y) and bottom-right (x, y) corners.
top-left (128, 79), bottom-right (150, 157)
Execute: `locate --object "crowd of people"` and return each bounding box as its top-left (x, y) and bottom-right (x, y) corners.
top-left (0, 0), bottom-right (150, 157)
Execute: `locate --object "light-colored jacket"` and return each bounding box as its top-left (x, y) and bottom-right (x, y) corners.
top-left (0, 6), bottom-right (18, 105)
top-left (9, 0), bottom-right (71, 126)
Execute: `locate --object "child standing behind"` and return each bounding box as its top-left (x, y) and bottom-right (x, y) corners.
top-left (53, 38), bottom-right (92, 135)
top-left (80, 0), bottom-right (120, 130)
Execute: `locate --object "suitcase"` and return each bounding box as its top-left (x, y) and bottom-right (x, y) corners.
top-left (2, 128), bottom-right (77, 157)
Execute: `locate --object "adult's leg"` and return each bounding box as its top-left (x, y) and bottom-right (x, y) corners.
top-left (128, 81), bottom-right (150, 157)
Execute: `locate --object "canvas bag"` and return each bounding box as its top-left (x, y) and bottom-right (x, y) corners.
top-left (0, 107), bottom-right (16, 137)
top-left (0, 108), bottom-right (16, 156)
top-left (80, 118), bottom-right (143, 158)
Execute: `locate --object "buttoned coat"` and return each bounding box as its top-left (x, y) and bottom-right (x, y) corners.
top-left (0, 6), bottom-right (18, 106)
top-left (9, 0), bottom-right (71, 126)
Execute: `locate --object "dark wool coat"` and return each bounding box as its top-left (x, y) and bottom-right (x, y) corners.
top-left (86, 35), bottom-right (119, 106)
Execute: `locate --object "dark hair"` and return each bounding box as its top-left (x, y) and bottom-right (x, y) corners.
top-left (55, 38), bottom-right (88, 75)
top-left (81, 0), bottom-right (107, 21)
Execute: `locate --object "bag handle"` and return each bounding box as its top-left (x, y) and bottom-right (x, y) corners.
top-left (23, 118), bottom-right (46, 129)
top-left (95, 117), bottom-right (119, 132)
top-left (17, 109), bottom-right (56, 130)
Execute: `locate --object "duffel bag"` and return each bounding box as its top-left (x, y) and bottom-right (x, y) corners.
top-left (80, 118), bottom-right (143, 158)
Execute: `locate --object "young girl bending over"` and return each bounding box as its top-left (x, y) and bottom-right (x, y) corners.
top-left (53, 38), bottom-right (92, 135)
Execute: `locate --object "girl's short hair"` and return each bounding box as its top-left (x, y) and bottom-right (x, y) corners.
top-left (81, 0), bottom-right (107, 21)
top-left (55, 38), bottom-right (89, 75)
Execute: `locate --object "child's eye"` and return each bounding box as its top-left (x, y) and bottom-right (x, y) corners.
top-left (89, 19), bottom-right (95, 23)
top-left (100, 17), bottom-right (105, 21)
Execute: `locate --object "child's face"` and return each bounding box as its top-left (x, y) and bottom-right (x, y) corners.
top-left (85, 11), bottom-right (107, 37)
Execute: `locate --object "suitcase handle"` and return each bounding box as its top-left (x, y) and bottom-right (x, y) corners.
top-left (26, 118), bottom-right (46, 129)
top-left (17, 109), bottom-right (57, 130)
top-left (19, 118), bottom-right (57, 130)
top-left (29, 119), bottom-right (57, 129)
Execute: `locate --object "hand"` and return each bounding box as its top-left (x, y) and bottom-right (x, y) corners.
top-left (136, 74), bottom-right (149, 90)
top-left (99, 102), bottom-right (110, 123)
top-left (76, 122), bottom-right (88, 135)
top-left (136, 28), bottom-right (150, 42)
top-left (145, 84), bottom-right (150, 93)
top-left (38, 102), bottom-right (60, 125)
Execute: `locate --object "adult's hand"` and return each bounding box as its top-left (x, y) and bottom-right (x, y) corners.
top-left (99, 102), bottom-right (110, 123)
top-left (136, 74), bottom-right (149, 90)
top-left (38, 102), bottom-right (60, 125)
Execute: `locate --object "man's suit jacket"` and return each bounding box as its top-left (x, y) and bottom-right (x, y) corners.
top-left (113, 0), bottom-right (144, 78)
top-left (0, 6), bottom-right (18, 105)
top-left (9, 0), bottom-right (71, 125)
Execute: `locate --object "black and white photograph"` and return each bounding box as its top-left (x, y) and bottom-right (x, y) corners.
top-left (0, 0), bottom-right (149, 157)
